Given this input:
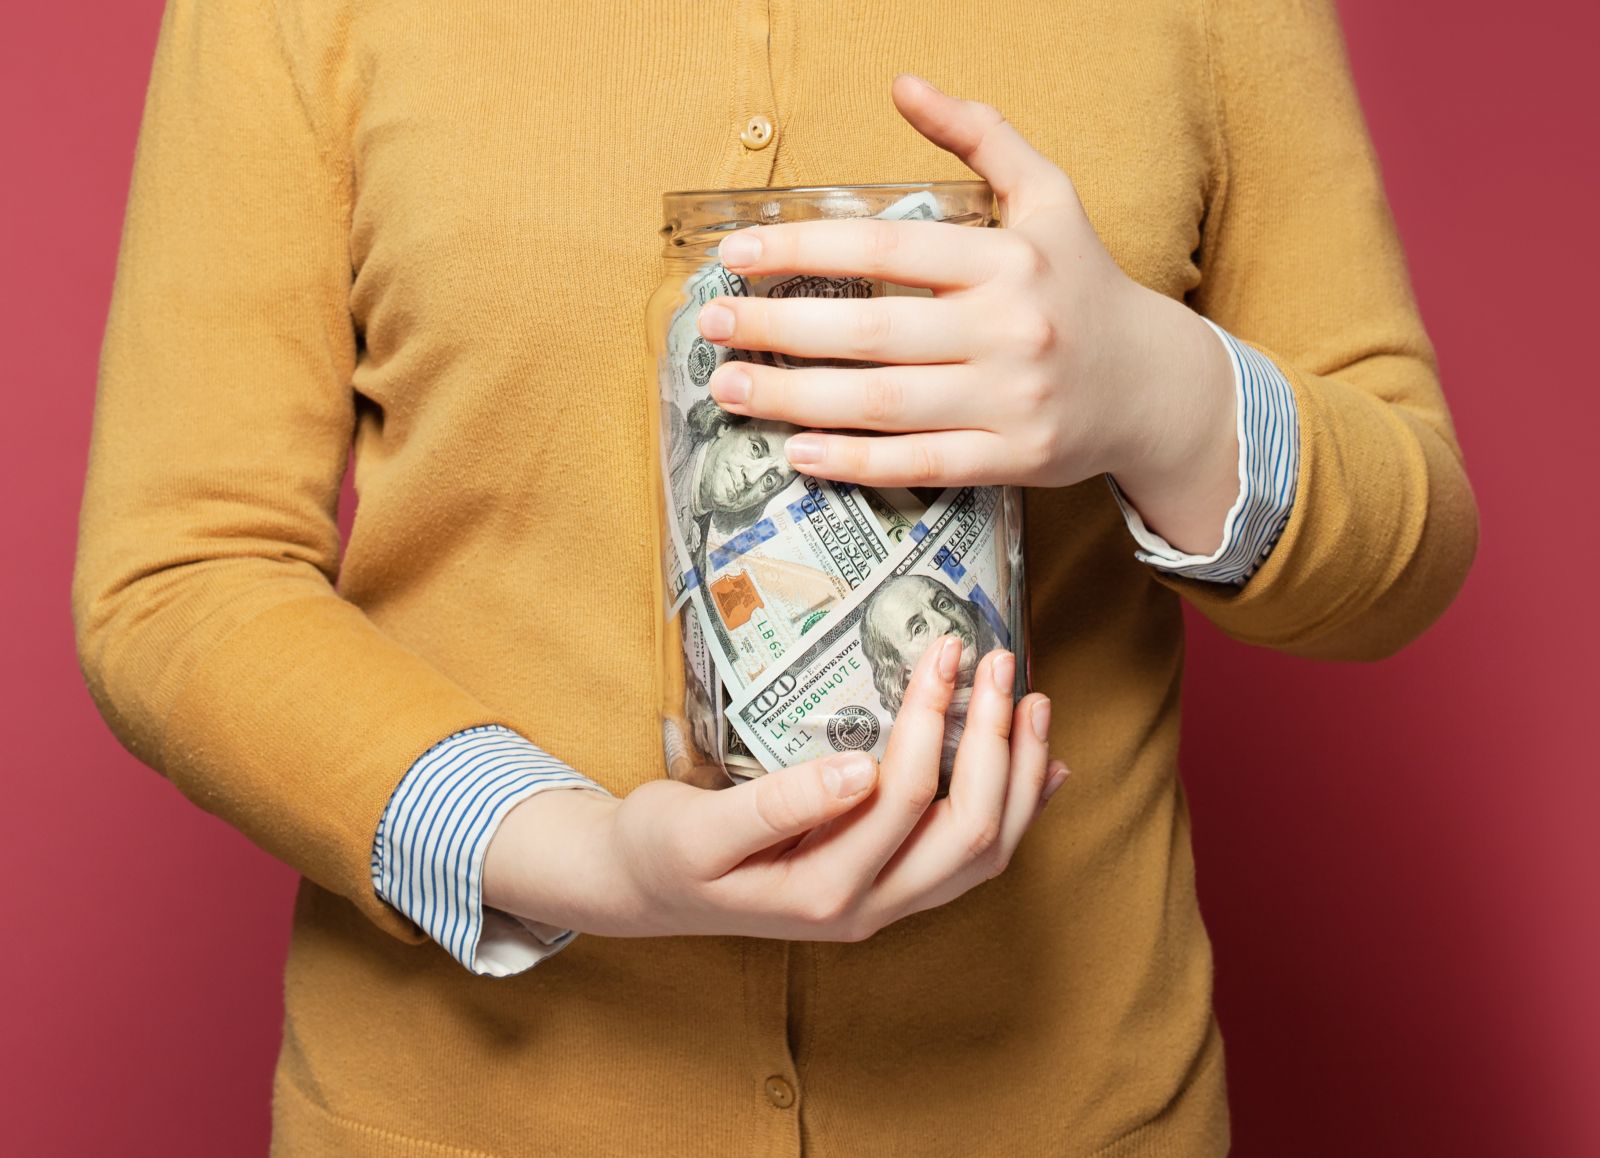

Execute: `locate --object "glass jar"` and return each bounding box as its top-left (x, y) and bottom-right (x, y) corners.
top-left (645, 181), bottom-right (1029, 794)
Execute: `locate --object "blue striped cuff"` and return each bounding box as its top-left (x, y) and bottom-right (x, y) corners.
top-left (1108, 316), bottom-right (1300, 586)
top-left (371, 724), bottom-right (612, 977)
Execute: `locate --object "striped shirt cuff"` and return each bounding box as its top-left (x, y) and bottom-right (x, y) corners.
top-left (1108, 316), bottom-right (1300, 586)
top-left (371, 724), bottom-right (612, 978)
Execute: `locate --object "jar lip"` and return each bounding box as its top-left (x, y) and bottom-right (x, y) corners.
top-left (662, 178), bottom-right (989, 200)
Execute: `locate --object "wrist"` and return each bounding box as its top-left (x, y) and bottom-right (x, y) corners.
top-left (482, 788), bottom-right (625, 929)
top-left (1107, 291), bottom-right (1238, 553)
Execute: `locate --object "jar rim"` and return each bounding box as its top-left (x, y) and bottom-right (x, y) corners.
top-left (662, 178), bottom-right (989, 201)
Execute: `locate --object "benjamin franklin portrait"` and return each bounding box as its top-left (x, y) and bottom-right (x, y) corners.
top-left (859, 573), bottom-right (1002, 713)
top-left (668, 397), bottom-right (796, 545)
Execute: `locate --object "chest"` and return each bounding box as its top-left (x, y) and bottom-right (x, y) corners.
top-left (344, 0), bottom-right (1217, 418)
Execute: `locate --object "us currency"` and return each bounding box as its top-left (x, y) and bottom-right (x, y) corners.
top-left (711, 493), bottom-right (910, 773)
top-left (857, 486), bottom-right (924, 544)
top-left (662, 600), bottom-right (735, 790)
top-left (727, 486), bottom-right (1021, 790)
top-left (656, 191), bottom-right (944, 693)
top-left (720, 685), bottom-right (764, 779)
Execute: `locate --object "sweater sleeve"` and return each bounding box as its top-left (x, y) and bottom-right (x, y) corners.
top-left (70, 0), bottom-right (526, 943)
top-left (1169, 0), bottom-right (1479, 659)
top-left (1108, 316), bottom-right (1300, 586)
top-left (374, 726), bottom-right (613, 977)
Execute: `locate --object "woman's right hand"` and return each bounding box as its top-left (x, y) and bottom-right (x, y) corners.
top-left (483, 635), bottom-right (1069, 943)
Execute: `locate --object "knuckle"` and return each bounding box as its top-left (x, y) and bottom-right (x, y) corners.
top-left (864, 219), bottom-right (900, 269)
top-left (1010, 311), bottom-right (1057, 357)
top-left (753, 303), bottom-right (782, 350)
top-left (965, 817), bottom-right (1003, 861)
top-left (984, 848), bottom-right (1013, 881)
top-left (1002, 234), bottom-right (1049, 280)
top-left (753, 367), bottom-right (788, 415)
top-left (1025, 425), bottom-right (1063, 472)
top-left (1022, 240), bottom-right (1053, 279)
top-left (1013, 370), bottom-right (1054, 411)
top-left (907, 664), bottom-right (955, 716)
top-left (837, 436), bottom-right (870, 475)
top-left (905, 439), bottom-right (943, 485)
top-left (968, 99), bottom-right (1006, 129)
top-left (801, 886), bottom-right (856, 927)
top-left (836, 914), bottom-right (881, 943)
top-left (850, 302), bottom-right (894, 355)
top-left (860, 373), bottom-right (905, 424)
top-left (902, 770), bottom-right (940, 815)
top-left (752, 774), bottom-right (811, 837)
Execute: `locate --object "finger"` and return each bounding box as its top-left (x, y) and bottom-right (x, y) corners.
top-left (890, 74), bottom-right (1080, 225)
top-left (694, 750), bottom-right (878, 876)
top-left (696, 293), bottom-right (974, 365)
top-left (994, 694), bottom-right (1055, 861)
top-left (708, 360), bottom-right (989, 434)
top-left (945, 648), bottom-right (1018, 840)
top-left (865, 670), bottom-right (1030, 915)
top-left (716, 217), bottom-right (1025, 291)
top-left (1040, 759), bottom-right (1071, 811)
top-left (947, 652), bottom-right (1011, 825)
top-left (792, 635), bottom-right (959, 890)
top-left (783, 429), bottom-right (1012, 488)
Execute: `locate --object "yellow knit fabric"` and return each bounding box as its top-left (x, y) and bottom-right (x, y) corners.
top-left (72, 1), bottom-right (1476, 1155)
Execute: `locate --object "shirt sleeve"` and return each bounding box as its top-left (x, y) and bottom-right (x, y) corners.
top-left (1155, 0), bottom-right (1478, 659)
top-left (373, 726), bottom-right (613, 977)
top-left (69, 0), bottom-right (555, 945)
top-left (1106, 316), bottom-right (1300, 586)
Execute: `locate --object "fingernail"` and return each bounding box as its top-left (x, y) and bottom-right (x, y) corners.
top-left (990, 650), bottom-right (1014, 693)
top-left (936, 635), bottom-right (961, 682)
top-left (898, 73), bottom-right (940, 95)
top-left (1042, 760), bottom-right (1070, 801)
top-left (785, 434), bottom-right (824, 465)
top-left (698, 302), bottom-right (735, 341)
top-left (1030, 697), bottom-right (1052, 743)
top-left (711, 365), bottom-right (751, 405)
top-left (823, 752), bottom-right (876, 798)
top-left (719, 230), bottom-right (761, 268)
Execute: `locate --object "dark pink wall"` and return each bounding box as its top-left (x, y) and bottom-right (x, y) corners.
top-left (4, 3), bottom-right (1594, 1154)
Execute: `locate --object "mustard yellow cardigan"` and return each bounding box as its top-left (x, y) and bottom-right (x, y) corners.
top-left (73, 1), bottom-right (1476, 1154)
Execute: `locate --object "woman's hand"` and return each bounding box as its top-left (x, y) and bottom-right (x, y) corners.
top-left (696, 74), bottom-right (1241, 555)
top-left (483, 638), bottom-right (1068, 943)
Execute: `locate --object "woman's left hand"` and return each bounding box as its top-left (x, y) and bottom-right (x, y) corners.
top-left (697, 74), bottom-right (1241, 554)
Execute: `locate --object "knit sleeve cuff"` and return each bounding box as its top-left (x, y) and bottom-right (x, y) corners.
top-left (371, 724), bottom-right (613, 978)
top-left (1107, 315), bottom-right (1301, 586)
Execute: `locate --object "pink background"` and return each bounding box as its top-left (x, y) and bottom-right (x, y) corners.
top-left (4, 3), bottom-right (1595, 1154)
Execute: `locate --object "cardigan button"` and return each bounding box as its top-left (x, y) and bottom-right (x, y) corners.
top-left (740, 115), bottom-right (775, 150)
top-left (763, 1074), bottom-right (796, 1108)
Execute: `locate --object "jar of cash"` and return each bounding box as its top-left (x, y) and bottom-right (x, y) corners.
top-left (646, 181), bottom-right (1029, 794)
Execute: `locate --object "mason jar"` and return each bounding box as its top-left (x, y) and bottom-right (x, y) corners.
top-left (645, 181), bottom-right (1029, 794)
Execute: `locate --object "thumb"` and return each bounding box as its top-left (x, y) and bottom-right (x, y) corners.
top-left (697, 751), bottom-right (879, 875)
top-left (890, 73), bottom-right (1080, 225)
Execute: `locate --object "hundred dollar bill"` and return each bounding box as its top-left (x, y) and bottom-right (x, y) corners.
top-left (727, 486), bottom-right (1022, 790)
top-left (656, 192), bottom-right (947, 692)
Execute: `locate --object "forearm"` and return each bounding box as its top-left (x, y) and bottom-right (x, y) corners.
top-left (1168, 348), bottom-right (1477, 660)
top-left (71, 0), bottom-right (524, 941)
top-left (1159, 0), bottom-right (1477, 653)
